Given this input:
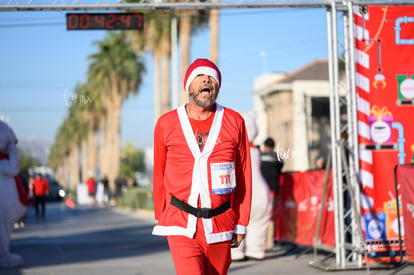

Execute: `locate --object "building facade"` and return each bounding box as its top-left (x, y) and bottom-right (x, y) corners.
top-left (253, 59), bottom-right (345, 172)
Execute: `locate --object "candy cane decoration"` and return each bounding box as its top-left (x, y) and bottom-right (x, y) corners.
top-left (354, 6), bottom-right (375, 234)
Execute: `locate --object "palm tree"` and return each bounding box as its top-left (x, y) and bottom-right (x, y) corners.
top-left (68, 101), bottom-right (85, 189)
top-left (126, 6), bottom-right (210, 118)
top-left (127, 10), bottom-right (166, 120)
top-left (71, 84), bottom-right (92, 182)
top-left (71, 83), bottom-right (104, 182)
top-left (84, 83), bottom-right (104, 183)
top-left (50, 81), bottom-right (105, 192)
top-left (50, 4), bottom-right (216, 191)
top-left (88, 31), bottom-right (145, 191)
top-left (49, 126), bottom-right (70, 188)
top-left (49, 100), bottom-right (84, 191)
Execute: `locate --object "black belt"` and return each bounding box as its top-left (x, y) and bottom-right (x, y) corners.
top-left (170, 196), bottom-right (230, 219)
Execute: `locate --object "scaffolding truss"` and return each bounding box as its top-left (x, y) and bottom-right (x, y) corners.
top-left (0, 0), bottom-right (410, 12)
top-left (1, 0), bottom-right (412, 271)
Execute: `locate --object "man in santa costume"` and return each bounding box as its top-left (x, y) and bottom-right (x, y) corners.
top-left (152, 58), bottom-right (252, 275)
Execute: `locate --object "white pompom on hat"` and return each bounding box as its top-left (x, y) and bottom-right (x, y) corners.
top-left (184, 58), bottom-right (221, 92)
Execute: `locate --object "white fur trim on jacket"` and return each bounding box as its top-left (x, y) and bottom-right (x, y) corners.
top-left (153, 103), bottom-right (238, 244)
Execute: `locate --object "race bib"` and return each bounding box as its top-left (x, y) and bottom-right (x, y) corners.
top-left (211, 162), bottom-right (236, 195)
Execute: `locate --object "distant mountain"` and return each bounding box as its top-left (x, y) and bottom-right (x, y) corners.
top-left (17, 138), bottom-right (51, 165)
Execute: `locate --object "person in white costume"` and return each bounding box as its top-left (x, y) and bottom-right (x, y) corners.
top-left (0, 121), bottom-right (27, 268)
top-left (231, 111), bottom-right (272, 261)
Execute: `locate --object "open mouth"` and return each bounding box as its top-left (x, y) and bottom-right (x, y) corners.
top-left (200, 85), bottom-right (213, 94)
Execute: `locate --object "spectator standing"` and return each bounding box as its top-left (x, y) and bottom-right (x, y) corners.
top-left (315, 155), bottom-right (327, 169)
top-left (260, 137), bottom-right (284, 250)
top-left (101, 175), bottom-right (110, 204)
top-left (86, 172), bottom-right (96, 205)
top-left (115, 176), bottom-right (127, 200)
top-left (31, 173), bottom-right (49, 218)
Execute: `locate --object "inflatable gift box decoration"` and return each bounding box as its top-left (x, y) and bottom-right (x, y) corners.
top-left (368, 106), bottom-right (393, 144)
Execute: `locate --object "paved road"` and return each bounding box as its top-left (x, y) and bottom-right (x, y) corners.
top-left (3, 202), bottom-right (413, 275)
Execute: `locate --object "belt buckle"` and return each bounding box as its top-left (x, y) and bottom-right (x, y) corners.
top-left (199, 208), bottom-right (213, 219)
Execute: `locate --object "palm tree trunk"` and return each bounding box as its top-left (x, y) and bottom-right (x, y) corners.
top-left (62, 160), bottom-right (68, 189)
top-left (99, 115), bottom-right (109, 186)
top-left (161, 30), bottom-right (171, 114)
top-left (88, 129), bottom-right (98, 180)
top-left (60, 154), bottom-right (70, 191)
top-left (55, 165), bottom-right (64, 189)
top-left (210, 1), bottom-right (220, 64)
top-left (153, 50), bottom-right (161, 121)
top-left (81, 138), bottom-right (88, 182)
top-left (104, 96), bottom-right (122, 192)
top-left (110, 107), bottom-right (121, 192)
top-left (69, 145), bottom-right (80, 188)
top-left (180, 11), bottom-right (191, 105)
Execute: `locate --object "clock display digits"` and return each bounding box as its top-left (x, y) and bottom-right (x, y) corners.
top-left (106, 14), bottom-right (116, 29)
top-left (80, 14), bottom-right (90, 29)
top-left (120, 15), bottom-right (131, 28)
top-left (133, 14), bottom-right (143, 29)
top-left (67, 14), bottom-right (79, 29)
top-left (94, 15), bottom-right (105, 29)
top-left (66, 13), bottom-right (143, 30)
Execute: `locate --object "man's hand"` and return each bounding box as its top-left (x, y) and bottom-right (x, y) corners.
top-left (231, 233), bottom-right (245, 248)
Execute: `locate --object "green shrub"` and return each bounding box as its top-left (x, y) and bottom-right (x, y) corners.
top-left (118, 187), bottom-right (153, 210)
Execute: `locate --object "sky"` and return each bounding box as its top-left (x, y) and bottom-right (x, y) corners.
top-left (0, 7), bottom-right (329, 153)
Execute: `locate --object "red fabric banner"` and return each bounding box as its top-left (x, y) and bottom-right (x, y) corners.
top-left (354, 6), bottom-right (414, 252)
top-left (274, 169), bottom-right (334, 247)
top-left (398, 165), bottom-right (414, 257)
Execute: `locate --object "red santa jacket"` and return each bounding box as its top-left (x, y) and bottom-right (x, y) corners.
top-left (152, 103), bottom-right (252, 244)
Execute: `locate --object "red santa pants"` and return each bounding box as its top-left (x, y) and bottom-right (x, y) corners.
top-left (167, 219), bottom-right (232, 275)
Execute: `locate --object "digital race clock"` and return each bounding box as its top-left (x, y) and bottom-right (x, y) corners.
top-left (66, 13), bottom-right (144, 30)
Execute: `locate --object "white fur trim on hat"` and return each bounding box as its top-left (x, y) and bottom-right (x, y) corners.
top-left (185, 66), bottom-right (220, 92)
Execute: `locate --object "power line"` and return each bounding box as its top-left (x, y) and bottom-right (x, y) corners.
top-left (0, 21), bottom-right (64, 28)
top-left (0, 107), bottom-right (67, 112)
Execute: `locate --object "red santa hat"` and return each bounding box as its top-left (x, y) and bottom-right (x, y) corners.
top-left (184, 58), bottom-right (221, 92)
